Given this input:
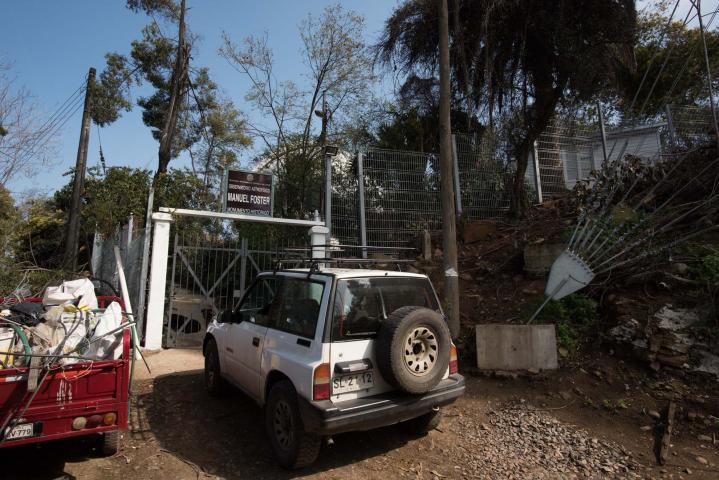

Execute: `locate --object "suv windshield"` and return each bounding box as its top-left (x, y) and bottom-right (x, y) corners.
top-left (331, 277), bottom-right (440, 340)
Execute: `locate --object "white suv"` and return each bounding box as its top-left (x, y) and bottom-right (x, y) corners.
top-left (203, 267), bottom-right (465, 469)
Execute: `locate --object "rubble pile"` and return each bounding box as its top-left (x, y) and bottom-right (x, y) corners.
top-left (0, 279), bottom-right (126, 369)
top-left (607, 301), bottom-right (719, 378)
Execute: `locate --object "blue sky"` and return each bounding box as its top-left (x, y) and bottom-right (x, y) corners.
top-left (1, 0), bottom-right (399, 196)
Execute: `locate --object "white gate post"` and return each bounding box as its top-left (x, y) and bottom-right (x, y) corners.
top-left (145, 212), bottom-right (174, 350)
top-left (309, 226), bottom-right (329, 260)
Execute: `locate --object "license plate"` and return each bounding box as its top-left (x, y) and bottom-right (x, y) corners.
top-left (4, 422), bottom-right (34, 440)
top-left (332, 371), bottom-right (374, 394)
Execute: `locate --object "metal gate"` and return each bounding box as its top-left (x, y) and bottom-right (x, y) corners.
top-left (164, 231), bottom-right (298, 348)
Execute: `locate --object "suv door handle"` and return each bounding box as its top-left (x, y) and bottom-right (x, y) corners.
top-left (252, 337), bottom-right (260, 347)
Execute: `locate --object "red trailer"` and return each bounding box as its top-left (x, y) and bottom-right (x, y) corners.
top-left (0, 296), bottom-right (131, 455)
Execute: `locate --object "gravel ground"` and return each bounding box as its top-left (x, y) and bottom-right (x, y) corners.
top-left (447, 402), bottom-right (642, 479)
top-left (5, 349), bottom-right (717, 480)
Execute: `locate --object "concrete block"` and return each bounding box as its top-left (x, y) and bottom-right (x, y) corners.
top-left (524, 243), bottom-right (565, 276)
top-left (476, 324), bottom-right (559, 371)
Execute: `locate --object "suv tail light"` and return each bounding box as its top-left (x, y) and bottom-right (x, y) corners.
top-left (449, 344), bottom-right (458, 374)
top-left (313, 363), bottom-right (331, 401)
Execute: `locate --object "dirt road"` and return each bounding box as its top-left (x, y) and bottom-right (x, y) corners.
top-left (4, 349), bottom-right (718, 480)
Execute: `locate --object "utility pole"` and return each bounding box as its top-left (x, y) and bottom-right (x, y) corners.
top-left (438, 0), bottom-right (460, 339)
top-left (63, 67), bottom-right (95, 270)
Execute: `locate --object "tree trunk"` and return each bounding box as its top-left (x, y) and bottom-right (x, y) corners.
top-left (155, 0), bottom-right (188, 183)
top-left (509, 78), bottom-right (562, 218)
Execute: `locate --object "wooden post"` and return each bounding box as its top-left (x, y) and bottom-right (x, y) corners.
top-left (63, 67), bottom-right (95, 270)
top-left (438, 0), bottom-right (460, 339)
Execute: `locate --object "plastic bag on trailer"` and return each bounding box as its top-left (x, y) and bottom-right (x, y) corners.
top-left (53, 314), bottom-right (88, 366)
top-left (42, 278), bottom-right (98, 310)
top-left (86, 301), bottom-right (123, 361)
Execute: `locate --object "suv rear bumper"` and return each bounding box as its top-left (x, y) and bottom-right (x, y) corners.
top-left (299, 374), bottom-right (465, 435)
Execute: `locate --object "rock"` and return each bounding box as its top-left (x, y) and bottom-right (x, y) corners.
top-left (687, 412), bottom-right (697, 421)
top-left (685, 467), bottom-right (692, 474)
top-left (640, 425), bottom-right (652, 431)
top-left (559, 391), bottom-right (572, 401)
top-left (671, 262), bottom-right (689, 275)
top-left (463, 220), bottom-right (498, 244)
top-left (697, 434), bottom-right (712, 442)
top-left (654, 306), bottom-right (699, 331)
top-left (527, 367), bottom-right (540, 375)
top-left (695, 456), bottom-right (708, 465)
top-left (648, 410), bottom-right (661, 420)
top-left (558, 347), bottom-right (569, 358)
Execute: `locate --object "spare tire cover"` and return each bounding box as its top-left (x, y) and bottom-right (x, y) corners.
top-left (376, 306), bottom-right (451, 394)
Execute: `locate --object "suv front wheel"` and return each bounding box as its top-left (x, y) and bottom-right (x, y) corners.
top-left (265, 380), bottom-right (321, 469)
top-left (204, 338), bottom-right (227, 396)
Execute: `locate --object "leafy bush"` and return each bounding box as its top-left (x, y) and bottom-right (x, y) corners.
top-left (521, 293), bottom-right (599, 351)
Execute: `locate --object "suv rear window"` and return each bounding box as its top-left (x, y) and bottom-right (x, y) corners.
top-left (331, 277), bottom-right (440, 340)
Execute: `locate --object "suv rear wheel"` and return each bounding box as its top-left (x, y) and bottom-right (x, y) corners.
top-left (377, 306), bottom-right (451, 394)
top-left (265, 380), bottom-right (321, 469)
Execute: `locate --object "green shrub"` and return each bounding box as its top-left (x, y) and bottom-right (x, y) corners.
top-left (520, 293), bottom-right (599, 351)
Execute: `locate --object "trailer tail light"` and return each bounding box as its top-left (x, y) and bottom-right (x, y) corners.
top-left (313, 363), bottom-right (331, 401)
top-left (72, 417), bottom-right (87, 430)
top-left (449, 344), bottom-right (458, 375)
top-left (103, 412), bottom-right (117, 426)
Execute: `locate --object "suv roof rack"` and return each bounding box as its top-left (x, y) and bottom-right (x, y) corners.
top-left (272, 244), bottom-right (418, 275)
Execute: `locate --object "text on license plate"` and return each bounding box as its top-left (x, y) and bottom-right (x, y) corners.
top-left (4, 423), bottom-right (34, 440)
top-left (332, 372), bottom-right (374, 394)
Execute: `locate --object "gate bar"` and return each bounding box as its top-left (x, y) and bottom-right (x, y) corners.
top-left (159, 207), bottom-right (324, 227)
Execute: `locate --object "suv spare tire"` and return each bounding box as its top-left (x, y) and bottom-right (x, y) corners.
top-left (376, 306), bottom-right (451, 394)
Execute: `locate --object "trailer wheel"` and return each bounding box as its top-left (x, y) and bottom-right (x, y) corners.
top-left (101, 430), bottom-right (120, 456)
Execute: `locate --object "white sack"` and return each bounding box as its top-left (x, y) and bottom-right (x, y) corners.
top-left (43, 278), bottom-right (98, 310)
top-left (87, 301), bottom-right (123, 361)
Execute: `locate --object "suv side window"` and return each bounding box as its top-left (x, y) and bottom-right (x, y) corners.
top-left (236, 277), bottom-right (277, 326)
top-left (270, 277), bottom-right (324, 339)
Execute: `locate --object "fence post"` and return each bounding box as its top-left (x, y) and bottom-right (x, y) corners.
top-left (145, 211), bottom-right (173, 350)
top-left (451, 134), bottom-right (462, 218)
top-left (239, 237), bottom-right (248, 298)
top-left (356, 152), bottom-right (368, 258)
top-left (532, 140), bottom-right (543, 204)
top-left (136, 187), bottom-right (154, 341)
top-left (324, 153), bottom-right (332, 240)
top-left (597, 102), bottom-right (609, 167)
top-left (665, 104), bottom-right (677, 146)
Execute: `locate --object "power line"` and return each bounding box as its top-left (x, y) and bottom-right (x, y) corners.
top-left (10, 78), bottom-right (88, 162)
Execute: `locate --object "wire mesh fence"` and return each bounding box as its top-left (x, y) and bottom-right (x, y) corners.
top-left (361, 148), bottom-right (443, 248)
top-left (454, 131), bottom-right (520, 219)
top-left (535, 118), bottom-right (665, 198)
top-left (666, 104), bottom-right (716, 149)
